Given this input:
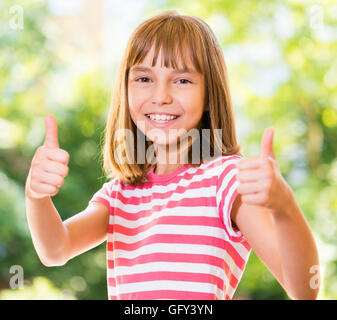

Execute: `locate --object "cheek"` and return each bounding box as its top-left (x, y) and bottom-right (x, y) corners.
top-left (128, 87), bottom-right (148, 113)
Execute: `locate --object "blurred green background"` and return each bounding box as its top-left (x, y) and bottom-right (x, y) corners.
top-left (0, 0), bottom-right (336, 300)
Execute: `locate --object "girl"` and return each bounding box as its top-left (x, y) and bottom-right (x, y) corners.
top-left (25, 11), bottom-right (320, 300)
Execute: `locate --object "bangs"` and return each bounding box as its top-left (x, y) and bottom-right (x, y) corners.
top-left (127, 14), bottom-right (205, 74)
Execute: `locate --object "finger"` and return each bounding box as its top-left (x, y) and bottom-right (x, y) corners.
top-left (43, 114), bottom-right (59, 148)
top-left (40, 161), bottom-right (69, 177)
top-left (237, 168), bottom-right (270, 182)
top-left (261, 127), bottom-right (276, 160)
top-left (236, 157), bottom-right (267, 170)
top-left (30, 180), bottom-right (58, 195)
top-left (40, 148), bottom-right (69, 165)
top-left (238, 181), bottom-right (266, 195)
top-left (33, 168), bottom-right (64, 188)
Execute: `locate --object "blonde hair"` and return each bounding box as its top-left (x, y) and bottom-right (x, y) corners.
top-left (101, 10), bottom-right (242, 186)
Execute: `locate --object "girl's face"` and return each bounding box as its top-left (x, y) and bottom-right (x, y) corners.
top-left (128, 45), bottom-right (206, 148)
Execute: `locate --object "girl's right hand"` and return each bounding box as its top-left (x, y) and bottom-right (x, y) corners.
top-left (25, 115), bottom-right (70, 200)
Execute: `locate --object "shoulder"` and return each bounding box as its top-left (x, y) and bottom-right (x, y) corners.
top-left (95, 177), bottom-right (120, 196)
top-left (213, 154), bottom-right (244, 185)
top-left (212, 154), bottom-right (244, 170)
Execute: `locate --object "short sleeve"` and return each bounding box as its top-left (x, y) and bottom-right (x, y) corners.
top-left (89, 179), bottom-right (117, 212)
top-left (216, 155), bottom-right (246, 243)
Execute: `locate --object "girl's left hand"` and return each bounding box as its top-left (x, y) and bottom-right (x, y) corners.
top-left (235, 128), bottom-right (292, 215)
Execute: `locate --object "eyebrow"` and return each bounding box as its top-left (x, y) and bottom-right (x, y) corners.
top-left (130, 66), bottom-right (199, 75)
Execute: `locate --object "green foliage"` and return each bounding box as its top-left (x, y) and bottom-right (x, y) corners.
top-left (0, 0), bottom-right (110, 299)
top-left (0, 276), bottom-right (76, 300)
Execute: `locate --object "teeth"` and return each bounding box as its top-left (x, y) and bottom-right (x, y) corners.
top-left (147, 114), bottom-right (178, 121)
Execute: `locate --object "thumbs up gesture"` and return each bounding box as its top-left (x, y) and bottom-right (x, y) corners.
top-left (236, 128), bottom-right (291, 213)
top-left (25, 115), bottom-right (70, 200)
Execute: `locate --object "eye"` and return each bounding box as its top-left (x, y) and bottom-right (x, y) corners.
top-left (177, 79), bottom-right (192, 84)
top-left (135, 77), bottom-right (151, 83)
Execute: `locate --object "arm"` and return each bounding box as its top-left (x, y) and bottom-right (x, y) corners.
top-left (25, 114), bottom-right (109, 266)
top-left (231, 128), bottom-right (320, 299)
top-left (231, 191), bottom-right (320, 300)
top-left (26, 193), bottom-right (109, 266)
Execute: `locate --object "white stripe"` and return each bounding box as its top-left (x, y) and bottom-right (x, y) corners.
top-left (215, 159), bottom-right (239, 206)
top-left (223, 178), bottom-right (241, 237)
top-left (107, 243), bottom-right (249, 282)
top-left (107, 285), bottom-right (117, 296)
top-left (112, 185), bottom-right (217, 213)
top-left (113, 279), bottom-right (224, 296)
top-left (216, 159), bottom-right (243, 239)
top-left (107, 261), bottom-right (226, 278)
top-left (109, 242), bottom-right (227, 260)
top-left (111, 205), bottom-right (219, 226)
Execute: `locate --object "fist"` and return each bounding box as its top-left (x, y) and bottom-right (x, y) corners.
top-left (25, 115), bottom-right (70, 200)
top-left (236, 128), bottom-right (290, 212)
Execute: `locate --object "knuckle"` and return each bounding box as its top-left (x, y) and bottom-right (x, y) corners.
top-left (30, 167), bottom-right (39, 180)
top-left (260, 193), bottom-right (268, 205)
top-left (60, 149), bottom-right (70, 163)
top-left (30, 179), bottom-right (38, 191)
top-left (57, 176), bottom-right (64, 186)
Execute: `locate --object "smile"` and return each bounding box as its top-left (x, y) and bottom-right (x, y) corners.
top-left (145, 114), bottom-right (180, 127)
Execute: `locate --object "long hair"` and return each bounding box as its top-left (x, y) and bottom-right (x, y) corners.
top-left (101, 10), bottom-right (242, 186)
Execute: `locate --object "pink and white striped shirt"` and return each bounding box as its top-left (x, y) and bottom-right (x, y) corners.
top-left (89, 154), bottom-right (251, 300)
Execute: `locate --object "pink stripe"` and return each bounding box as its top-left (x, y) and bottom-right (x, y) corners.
top-left (117, 290), bottom-right (220, 300)
top-left (107, 258), bottom-right (114, 269)
top-left (108, 277), bottom-right (116, 287)
top-left (110, 216), bottom-right (223, 235)
top-left (108, 270), bottom-right (227, 291)
top-left (89, 197), bottom-right (110, 210)
top-left (114, 196), bottom-right (216, 221)
top-left (119, 157), bottom-right (232, 192)
top-left (109, 234), bottom-right (245, 271)
top-left (113, 233), bottom-right (226, 250)
top-left (108, 238), bottom-right (245, 273)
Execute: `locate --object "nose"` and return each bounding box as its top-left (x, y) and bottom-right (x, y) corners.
top-left (151, 82), bottom-right (173, 105)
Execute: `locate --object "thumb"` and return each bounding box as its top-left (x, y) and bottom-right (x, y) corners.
top-left (43, 114), bottom-right (59, 148)
top-left (261, 127), bottom-right (275, 160)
